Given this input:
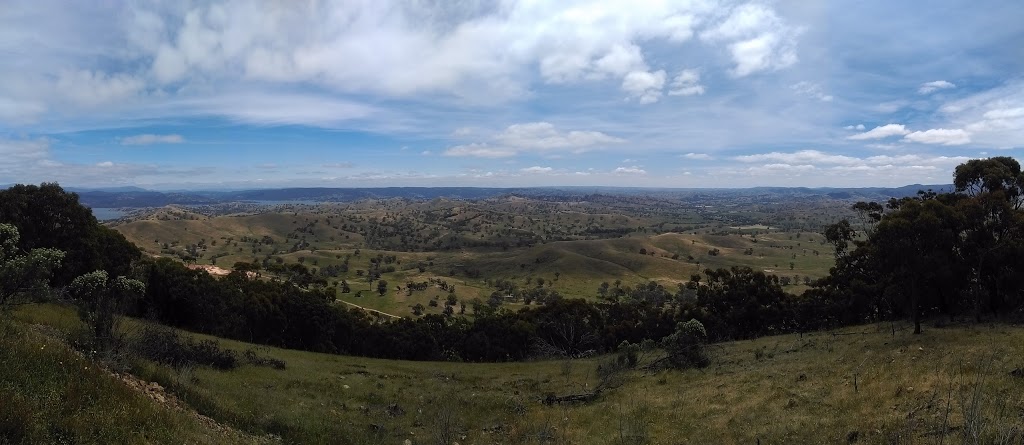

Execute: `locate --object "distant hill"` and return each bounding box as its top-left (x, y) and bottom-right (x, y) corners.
top-left (59, 184), bottom-right (955, 208)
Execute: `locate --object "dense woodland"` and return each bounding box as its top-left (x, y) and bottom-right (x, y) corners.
top-left (1, 157), bottom-right (1022, 362)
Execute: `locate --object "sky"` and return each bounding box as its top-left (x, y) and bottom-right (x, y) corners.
top-left (1, 0), bottom-right (1022, 190)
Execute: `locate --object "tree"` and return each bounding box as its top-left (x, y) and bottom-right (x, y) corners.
top-left (823, 219), bottom-right (856, 259)
top-left (0, 224), bottom-right (65, 308)
top-left (660, 319), bottom-right (709, 368)
top-left (377, 279), bottom-right (389, 296)
top-left (0, 183), bottom-right (140, 284)
top-left (67, 270), bottom-right (145, 349)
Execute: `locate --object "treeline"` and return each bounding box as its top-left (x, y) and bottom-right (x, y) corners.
top-left (132, 256), bottom-right (813, 361)
top-left (810, 157), bottom-right (1024, 333)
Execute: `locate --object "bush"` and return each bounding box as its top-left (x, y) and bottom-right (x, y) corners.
top-left (130, 326), bottom-right (237, 370)
top-left (661, 319), bottom-right (709, 369)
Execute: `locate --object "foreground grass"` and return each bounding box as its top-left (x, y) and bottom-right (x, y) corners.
top-left (13, 304), bottom-right (1024, 444)
top-left (0, 315), bottom-right (255, 444)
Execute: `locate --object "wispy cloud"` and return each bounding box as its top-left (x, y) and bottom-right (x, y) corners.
top-left (120, 134), bottom-right (184, 145)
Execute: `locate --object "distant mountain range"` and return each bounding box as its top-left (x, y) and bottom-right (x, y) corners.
top-left (53, 184), bottom-right (955, 209)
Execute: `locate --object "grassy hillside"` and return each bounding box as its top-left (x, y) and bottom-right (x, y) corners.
top-left (112, 207), bottom-right (835, 318)
top-left (13, 304), bottom-right (1024, 444)
top-left (0, 313), bottom-right (261, 444)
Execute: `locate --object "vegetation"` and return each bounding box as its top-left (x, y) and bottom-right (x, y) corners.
top-left (1, 157), bottom-right (1024, 442)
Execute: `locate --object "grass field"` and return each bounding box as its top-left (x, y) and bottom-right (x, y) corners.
top-left (11, 304), bottom-right (1024, 444)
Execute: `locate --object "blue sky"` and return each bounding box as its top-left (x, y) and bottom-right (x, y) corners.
top-left (1, 0), bottom-right (1022, 189)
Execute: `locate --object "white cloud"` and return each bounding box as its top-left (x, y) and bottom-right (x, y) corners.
top-left (521, 166), bottom-right (554, 174)
top-left (96, 161), bottom-right (115, 167)
top-left (847, 124), bottom-right (910, 140)
top-left (614, 165), bottom-right (647, 175)
top-left (903, 128), bottom-right (971, 145)
top-left (0, 138), bottom-right (50, 166)
top-left (443, 143), bottom-right (516, 158)
top-left (700, 3), bottom-right (801, 77)
top-left (681, 152), bottom-right (713, 160)
top-left (844, 124), bottom-right (866, 130)
top-left (495, 122), bottom-right (623, 150)
top-left (445, 122), bottom-right (622, 157)
top-left (120, 134), bottom-right (185, 145)
top-left (56, 69), bottom-right (144, 106)
top-left (918, 80), bottom-right (956, 94)
top-left (734, 150), bottom-right (860, 165)
top-left (940, 81), bottom-right (1024, 148)
top-left (622, 70), bottom-right (666, 104)
top-left (791, 81), bottom-right (833, 102)
top-left (668, 69), bottom-right (705, 96)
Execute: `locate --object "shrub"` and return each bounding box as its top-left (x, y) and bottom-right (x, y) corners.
top-left (661, 319), bottom-right (709, 369)
top-left (130, 326), bottom-right (237, 370)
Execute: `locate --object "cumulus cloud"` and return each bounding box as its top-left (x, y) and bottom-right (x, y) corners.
top-left (847, 124), bottom-right (910, 140)
top-left (942, 81), bottom-right (1024, 148)
top-left (700, 3), bottom-right (802, 77)
top-left (668, 69), bottom-right (705, 96)
top-left (844, 124), bottom-right (866, 131)
top-left (622, 70), bottom-right (667, 104)
top-left (521, 166), bottom-right (554, 174)
top-left (918, 80), bottom-right (956, 94)
top-left (903, 128), bottom-right (971, 145)
top-left (614, 165), bottom-right (647, 174)
top-left (120, 134), bottom-right (185, 145)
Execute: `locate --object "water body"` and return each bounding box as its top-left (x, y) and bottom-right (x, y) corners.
top-left (247, 200), bottom-right (325, 206)
top-left (90, 208), bottom-right (128, 221)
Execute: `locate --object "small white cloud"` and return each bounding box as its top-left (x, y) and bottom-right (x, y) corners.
top-left (791, 81), bottom-right (833, 102)
top-left (96, 161), bottom-right (114, 167)
top-left (622, 158), bottom-right (638, 163)
top-left (903, 128), bottom-right (971, 145)
top-left (521, 166), bottom-right (553, 174)
top-left (622, 70), bottom-right (666, 104)
top-left (668, 69), bottom-right (705, 96)
top-left (421, 150), bottom-right (432, 156)
top-left (443, 143), bottom-right (516, 158)
top-left (843, 124), bottom-right (866, 131)
top-left (681, 152), bottom-right (713, 160)
top-left (918, 80), bottom-right (956, 94)
top-left (614, 165), bottom-right (647, 175)
top-left (847, 124), bottom-right (910, 140)
top-left (120, 134), bottom-right (185, 145)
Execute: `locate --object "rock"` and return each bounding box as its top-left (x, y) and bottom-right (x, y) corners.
top-left (1010, 368), bottom-right (1024, 378)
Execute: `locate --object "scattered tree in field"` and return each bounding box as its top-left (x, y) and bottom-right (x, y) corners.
top-left (67, 270), bottom-right (145, 349)
top-left (377, 279), bottom-right (389, 296)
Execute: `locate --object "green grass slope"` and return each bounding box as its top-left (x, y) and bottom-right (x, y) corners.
top-left (0, 316), bottom-right (260, 444)
top-left (12, 304), bottom-right (1024, 444)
